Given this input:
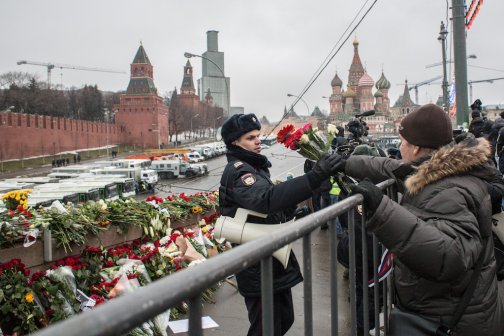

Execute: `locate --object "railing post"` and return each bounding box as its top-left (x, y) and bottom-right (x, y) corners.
top-left (261, 256), bottom-right (274, 335)
top-left (303, 234), bottom-right (313, 336)
top-left (348, 209), bottom-right (357, 336)
top-left (382, 245), bottom-right (389, 336)
top-left (330, 211), bottom-right (339, 335)
top-left (373, 235), bottom-right (381, 336)
top-left (188, 294), bottom-right (203, 336)
top-left (362, 211), bottom-right (369, 334)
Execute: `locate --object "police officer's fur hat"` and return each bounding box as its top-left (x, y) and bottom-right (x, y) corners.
top-left (221, 113), bottom-right (261, 146)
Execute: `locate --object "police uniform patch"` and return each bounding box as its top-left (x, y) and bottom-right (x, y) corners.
top-left (234, 161), bottom-right (244, 168)
top-left (241, 173), bottom-right (256, 186)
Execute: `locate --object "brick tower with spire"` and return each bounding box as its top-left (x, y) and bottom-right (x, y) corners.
top-left (348, 38), bottom-right (365, 111)
top-left (114, 44), bottom-right (169, 148)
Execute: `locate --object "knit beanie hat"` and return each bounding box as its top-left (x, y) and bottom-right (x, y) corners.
top-left (221, 113), bottom-right (261, 146)
top-left (352, 144), bottom-right (380, 157)
top-left (399, 104), bottom-right (452, 149)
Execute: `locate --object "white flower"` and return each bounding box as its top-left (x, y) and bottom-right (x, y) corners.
top-left (300, 134), bottom-right (310, 144)
top-left (98, 199), bottom-right (107, 210)
top-left (327, 124), bottom-right (337, 135)
top-left (159, 235), bottom-right (171, 246)
top-left (140, 243), bottom-right (155, 251)
top-left (188, 259), bottom-right (206, 267)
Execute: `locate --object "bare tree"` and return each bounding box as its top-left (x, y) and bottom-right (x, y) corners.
top-left (0, 71), bottom-right (37, 89)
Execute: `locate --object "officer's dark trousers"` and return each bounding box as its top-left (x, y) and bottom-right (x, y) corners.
top-left (244, 289), bottom-right (294, 336)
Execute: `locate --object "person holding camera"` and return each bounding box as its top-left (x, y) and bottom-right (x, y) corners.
top-left (333, 104), bottom-right (504, 335)
top-left (219, 113), bottom-right (343, 336)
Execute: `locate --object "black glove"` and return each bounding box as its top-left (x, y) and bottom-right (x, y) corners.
top-left (349, 179), bottom-right (383, 216)
top-left (312, 153), bottom-right (345, 180)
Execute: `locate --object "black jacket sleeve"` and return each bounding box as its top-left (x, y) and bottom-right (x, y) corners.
top-left (231, 165), bottom-right (316, 215)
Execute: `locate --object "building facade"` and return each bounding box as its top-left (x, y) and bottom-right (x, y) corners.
top-left (197, 31), bottom-right (230, 115)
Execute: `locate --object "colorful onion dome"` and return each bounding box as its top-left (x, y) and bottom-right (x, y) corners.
top-left (375, 72), bottom-right (391, 90)
top-left (374, 90), bottom-right (384, 98)
top-left (358, 71), bottom-right (374, 87)
top-left (331, 72), bottom-right (343, 87)
top-left (342, 85), bottom-right (356, 98)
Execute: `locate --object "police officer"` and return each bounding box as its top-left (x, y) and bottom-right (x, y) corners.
top-left (219, 113), bottom-right (343, 336)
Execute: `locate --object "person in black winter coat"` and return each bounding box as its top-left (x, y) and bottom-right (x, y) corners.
top-left (219, 113), bottom-right (343, 336)
top-left (468, 110), bottom-right (485, 138)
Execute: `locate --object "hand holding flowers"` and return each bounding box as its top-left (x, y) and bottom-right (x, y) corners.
top-left (277, 123), bottom-right (338, 161)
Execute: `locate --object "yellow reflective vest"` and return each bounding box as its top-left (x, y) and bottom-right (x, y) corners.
top-left (329, 177), bottom-right (341, 196)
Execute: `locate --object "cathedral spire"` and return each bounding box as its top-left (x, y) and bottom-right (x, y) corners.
top-left (402, 80), bottom-right (414, 106)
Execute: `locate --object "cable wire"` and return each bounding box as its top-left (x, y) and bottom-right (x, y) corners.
top-left (265, 0), bottom-right (380, 138)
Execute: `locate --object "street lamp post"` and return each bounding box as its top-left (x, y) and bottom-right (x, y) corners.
top-left (287, 93), bottom-right (310, 115)
top-left (214, 115), bottom-right (223, 137)
top-left (191, 114), bottom-right (200, 140)
top-left (438, 21), bottom-right (449, 112)
top-left (184, 52), bottom-right (230, 116)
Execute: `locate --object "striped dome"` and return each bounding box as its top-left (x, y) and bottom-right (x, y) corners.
top-left (358, 72), bottom-right (374, 87)
top-left (375, 72), bottom-right (391, 89)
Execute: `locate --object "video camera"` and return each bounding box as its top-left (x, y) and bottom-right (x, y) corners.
top-left (347, 110), bottom-right (375, 141)
top-left (334, 110), bottom-right (376, 157)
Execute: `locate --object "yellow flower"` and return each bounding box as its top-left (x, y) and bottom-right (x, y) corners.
top-left (201, 226), bottom-right (208, 234)
top-left (25, 292), bottom-right (34, 303)
top-left (192, 206), bottom-right (203, 214)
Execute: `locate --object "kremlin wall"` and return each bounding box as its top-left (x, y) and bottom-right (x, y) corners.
top-left (0, 44), bottom-right (169, 162)
top-left (0, 112), bottom-right (124, 161)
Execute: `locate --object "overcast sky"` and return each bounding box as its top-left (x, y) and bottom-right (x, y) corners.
top-left (2, 0), bottom-right (503, 121)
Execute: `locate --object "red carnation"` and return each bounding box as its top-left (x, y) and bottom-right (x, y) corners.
top-left (301, 123), bottom-right (312, 133)
top-left (277, 124), bottom-right (295, 144)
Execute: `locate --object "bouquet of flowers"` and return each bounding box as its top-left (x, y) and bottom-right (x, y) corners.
top-left (30, 269), bottom-right (80, 324)
top-left (0, 259), bottom-right (45, 335)
top-left (2, 189), bottom-right (31, 211)
top-left (277, 123), bottom-right (338, 161)
top-left (0, 205), bottom-right (37, 248)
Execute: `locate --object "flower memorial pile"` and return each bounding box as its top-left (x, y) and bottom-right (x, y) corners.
top-left (277, 123), bottom-right (338, 160)
top-left (0, 191), bottom-right (230, 335)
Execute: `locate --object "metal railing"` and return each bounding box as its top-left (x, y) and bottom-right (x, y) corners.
top-left (34, 179), bottom-right (397, 336)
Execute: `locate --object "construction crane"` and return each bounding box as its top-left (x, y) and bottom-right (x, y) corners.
top-left (468, 77), bottom-right (504, 103)
top-left (407, 76), bottom-right (442, 104)
top-left (16, 60), bottom-right (126, 89)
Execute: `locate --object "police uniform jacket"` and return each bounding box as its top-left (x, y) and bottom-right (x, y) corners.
top-left (219, 145), bottom-right (320, 297)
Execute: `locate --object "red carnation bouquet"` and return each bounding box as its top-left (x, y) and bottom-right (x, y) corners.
top-left (277, 123), bottom-right (337, 161)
